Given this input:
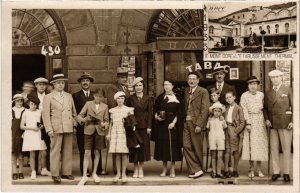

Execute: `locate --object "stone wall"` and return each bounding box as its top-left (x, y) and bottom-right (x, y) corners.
top-left (54, 9), bottom-right (156, 95)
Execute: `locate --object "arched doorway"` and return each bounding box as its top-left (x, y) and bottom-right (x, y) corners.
top-left (145, 9), bottom-right (204, 97)
top-left (12, 9), bottom-right (67, 92)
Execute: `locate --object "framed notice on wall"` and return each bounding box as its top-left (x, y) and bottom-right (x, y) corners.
top-left (121, 56), bottom-right (136, 92)
top-left (275, 60), bottom-right (292, 87)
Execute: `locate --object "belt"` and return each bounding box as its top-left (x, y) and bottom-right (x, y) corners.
top-left (87, 120), bottom-right (100, 124)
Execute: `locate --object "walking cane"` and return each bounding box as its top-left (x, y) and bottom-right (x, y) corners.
top-left (267, 125), bottom-right (271, 184)
top-left (206, 131), bottom-right (209, 172)
top-left (248, 129), bottom-right (253, 181)
top-left (101, 141), bottom-right (109, 176)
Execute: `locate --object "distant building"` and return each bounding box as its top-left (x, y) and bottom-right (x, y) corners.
top-left (209, 4), bottom-right (297, 48)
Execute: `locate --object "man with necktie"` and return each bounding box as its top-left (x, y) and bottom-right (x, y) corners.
top-left (207, 68), bottom-right (236, 105)
top-left (183, 71), bottom-right (210, 179)
top-left (42, 74), bottom-right (77, 183)
top-left (264, 69), bottom-right (293, 183)
top-left (73, 72), bottom-right (103, 176)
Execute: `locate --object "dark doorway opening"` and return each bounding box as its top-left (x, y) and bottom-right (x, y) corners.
top-left (12, 54), bottom-right (45, 92)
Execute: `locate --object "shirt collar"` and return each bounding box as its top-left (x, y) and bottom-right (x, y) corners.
top-left (190, 86), bottom-right (197, 94)
top-left (216, 81), bottom-right (224, 88)
top-left (273, 83), bottom-right (282, 91)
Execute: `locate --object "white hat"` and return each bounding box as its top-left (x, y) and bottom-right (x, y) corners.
top-left (114, 91), bottom-right (126, 100)
top-left (34, 77), bottom-right (49, 84)
top-left (50, 74), bottom-right (68, 84)
top-left (209, 102), bottom-right (226, 113)
top-left (132, 77), bottom-right (143, 86)
top-left (12, 94), bottom-right (24, 102)
top-left (268, 70), bottom-right (283, 77)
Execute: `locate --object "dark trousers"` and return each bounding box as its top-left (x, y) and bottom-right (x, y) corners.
top-left (76, 129), bottom-right (102, 175)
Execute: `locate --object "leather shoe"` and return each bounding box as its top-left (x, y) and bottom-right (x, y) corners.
top-left (283, 174), bottom-right (290, 183)
top-left (224, 171), bottom-right (232, 178)
top-left (18, 173), bottom-right (24, 179)
top-left (232, 171), bottom-right (239, 178)
top-left (61, 175), bottom-right (75, 180)
top-left (193, 170), bottom-right (204, 179)
top-left (271, 174), bottom-right (280, 181)
top-left (12, 173), bottom-right (18, 180)
top-left (216, 173), bottom-right (226, 179)
top-left (52, 176), bottom-right (61, 183)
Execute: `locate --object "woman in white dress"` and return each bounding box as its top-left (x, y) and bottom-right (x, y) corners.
top-left (107, 91), bottom-right (133, 183)
top-left (240, 76), bottom-right (268, 178)
top-left (21, 95), bottom-right (46, 180)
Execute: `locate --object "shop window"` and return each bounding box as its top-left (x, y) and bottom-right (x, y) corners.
top-left (285, 23), bottom-right (289, 32)
top-left (275, 24), bottom-right (279, 33)
top-left (52, 58), bottom-right (63, 75)
top-left (209, 26), bottom-right (214, 34)
top-left (267, 25), bottom-right (271, 34)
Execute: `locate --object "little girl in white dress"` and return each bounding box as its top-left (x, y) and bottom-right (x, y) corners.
top-left (21, 95), bottom-right (46, 180)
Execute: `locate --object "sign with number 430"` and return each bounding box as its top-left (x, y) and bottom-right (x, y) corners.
top-left (41, 45), bottom-right (61, 56)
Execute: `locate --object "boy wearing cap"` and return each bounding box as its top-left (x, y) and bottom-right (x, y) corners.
top-left (77, 91), bottom-right (109, 185)
top-left (32, 77), bottom-right (51, 176)
top-left (264, 70), bottom-right (293, 183)
top-left (224, 91), bottom-right (245, 178)
top-left (42, 74), bottom-right (77, 183)
top-left (206, 102), bottom-right (227, 178)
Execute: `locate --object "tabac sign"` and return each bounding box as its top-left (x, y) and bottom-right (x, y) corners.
top-left (156, 37), bottom-right (203, 50)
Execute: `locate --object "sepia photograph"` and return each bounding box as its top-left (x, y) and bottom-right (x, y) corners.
top-left (204, 1), bottom-right (298, 60)
top-left (1, 1), bottom-right (299, 192)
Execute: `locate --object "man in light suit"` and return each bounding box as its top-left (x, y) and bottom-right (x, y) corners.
top-left (264, 69), bottom-right (293, 183)
top-left (183, 71), bottom-right (210, 178)
top-left (72, 72), bottom-right (102, 176)
top-left (77, 92), bottom-right (109, 185)
top-left (42, 74), bottom-right (77, 183)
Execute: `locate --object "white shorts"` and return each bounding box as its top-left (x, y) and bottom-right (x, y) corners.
top-left (209, 135), bottom-right (225, 151)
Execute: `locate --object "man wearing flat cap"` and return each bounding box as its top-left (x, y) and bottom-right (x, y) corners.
top-left (207, 68), bottom-right (236, 105)
top-left (106, 67), bottom-right (130, 173)
top-left (31, 77), bottom-right (51, 175)
top-left (72, 72), bottom-right (102, 176)
top-left (264, 69), bottom-right (293, 183)
top-left (42, 74), bottom-right (77, 183)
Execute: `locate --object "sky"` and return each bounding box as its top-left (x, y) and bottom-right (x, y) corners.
top-left (207, 2), bottom-right (279, 19)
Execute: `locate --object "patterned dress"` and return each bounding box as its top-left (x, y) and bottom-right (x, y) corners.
top-left (108, 105), bottom-right (133, 153)
top-left (240, 91), bottom-right (268, 161)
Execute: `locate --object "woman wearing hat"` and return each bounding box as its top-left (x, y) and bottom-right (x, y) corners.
top-left (20, 94), bottom-right (46, 180)
top-left (107, 91), bottom-right (133, 183)
top-left (152, 80), bottom-right (183, 178)
top-left (126, 77), bottom-right (152, 178)
top-left (11, 94), bottom-right (26, 180)
top-left (240, 76), bottom-right (268, 178)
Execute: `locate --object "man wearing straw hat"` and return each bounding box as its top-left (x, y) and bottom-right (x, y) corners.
top-left (264, 69), bottom-right (293, 183)
top-left (42, 74), bottom-right (77, 183)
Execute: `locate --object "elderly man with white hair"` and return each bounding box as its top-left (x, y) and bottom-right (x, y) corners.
top-left (264, 69), bottom-right (293, 183)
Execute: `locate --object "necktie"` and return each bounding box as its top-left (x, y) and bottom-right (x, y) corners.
top-left (86, 91), bottom-right (89, 98)
top-left (138, 96), bottom-right (142, 102)
top-left (273, 86), bottom-right (277, 92)
top-left (218, 84), bottom-right (221, 91)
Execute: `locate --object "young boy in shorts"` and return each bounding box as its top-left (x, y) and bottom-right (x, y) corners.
top-left (77, 92), bottom-right (109, 185)
top-left (224, 91), bottom-right (245, 178)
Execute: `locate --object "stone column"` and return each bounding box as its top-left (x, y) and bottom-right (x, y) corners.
top-left (153, 51), bottom-right (164, 96)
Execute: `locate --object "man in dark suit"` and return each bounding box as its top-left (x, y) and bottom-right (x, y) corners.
top-left (73, 72), bottom-right (102, 176)
top-left (264, 70), bottom-right (293, 183)
top-left (183, 71), bottom-right (210, 179)
top-left (207, 68), bottom-right (236, 105)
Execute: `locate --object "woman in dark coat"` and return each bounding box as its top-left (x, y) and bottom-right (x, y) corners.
top-left (152, 80), bottom-right (183, 178)
top-left (126, 77), bottom-right (152, 178)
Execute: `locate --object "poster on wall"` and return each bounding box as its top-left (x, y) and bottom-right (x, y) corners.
top-left (121, 56), bottom-right (136, 92)
top-left (276, 60), bottom-right (292, 87)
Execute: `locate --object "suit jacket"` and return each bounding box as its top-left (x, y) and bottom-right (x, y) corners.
top-left (78, 101), bottom-right (109, 136)
top-left (126, 94), bottom-right (153, 129)
top-left (106, 82), bottom-right (130, 110)
top-left (184, 86), bottom-right (210, 128)
top-left (42, 91), bottom-right (77, 134)
top-left (207, 82), bottom-right (236, 105)
top-left (264, 85), bottom-right (293, 130)
top-left (224, 102), bottom-right (245, 136)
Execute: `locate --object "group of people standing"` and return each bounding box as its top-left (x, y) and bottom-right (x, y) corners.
top-left (11, 66), bottom-right (293, 184)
